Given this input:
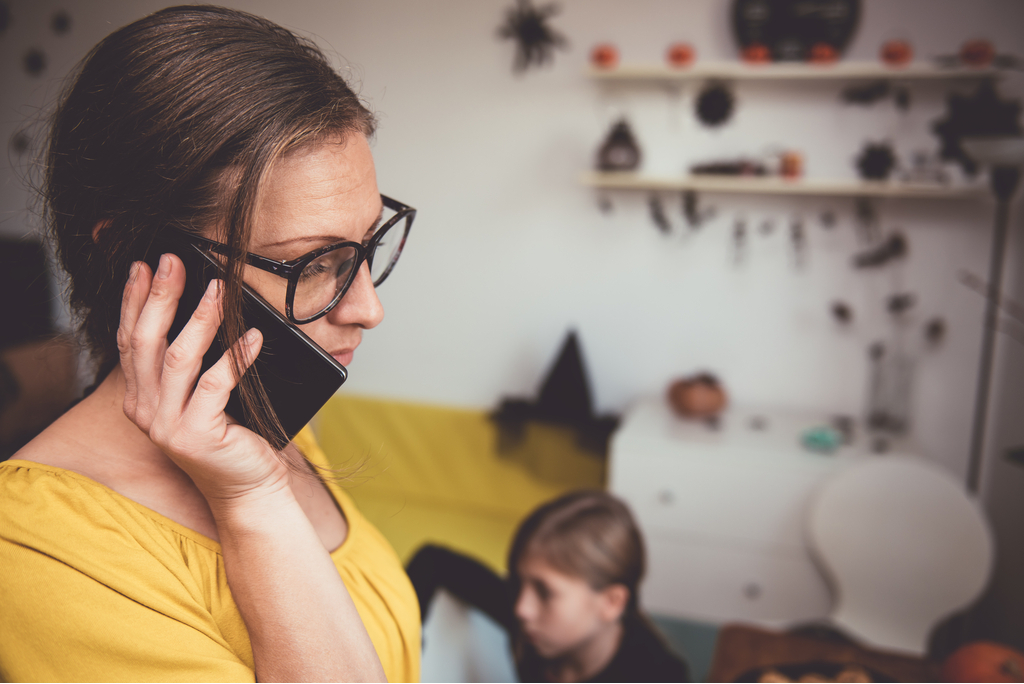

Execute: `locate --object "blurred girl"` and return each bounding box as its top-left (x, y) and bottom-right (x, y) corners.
top-left (408, 490), bottom-right (690, 682)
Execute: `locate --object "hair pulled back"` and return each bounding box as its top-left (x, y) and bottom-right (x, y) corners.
top-left (508, 490), bottom-right (646, 617)
top-left (45, 5), bottom-right (375, 448)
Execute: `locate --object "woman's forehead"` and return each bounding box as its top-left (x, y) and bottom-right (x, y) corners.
top-left (253, 134), bottom-right (380, 251)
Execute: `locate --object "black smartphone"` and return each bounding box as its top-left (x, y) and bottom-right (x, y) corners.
top-left (144, 229), bottom-right (347, 445)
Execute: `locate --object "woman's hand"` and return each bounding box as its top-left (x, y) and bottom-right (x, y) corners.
top-left (118, 254), bottom-right (289, 504)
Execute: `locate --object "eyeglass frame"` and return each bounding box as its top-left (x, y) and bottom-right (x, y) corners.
top-left (179, 194), bottom-right (416, 325)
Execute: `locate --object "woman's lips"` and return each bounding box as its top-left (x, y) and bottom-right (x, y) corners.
top-left (331, 350), bottom-right (354, 366)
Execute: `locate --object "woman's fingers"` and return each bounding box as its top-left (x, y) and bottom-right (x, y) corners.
top-left (123, 253), bottom-right (186, 426)
top-left (158, 278), bottom-right (225, 414)
top-left (184, 327), bottom-right (263, 429)
top-left (118, 260), bottom-right (152, 423)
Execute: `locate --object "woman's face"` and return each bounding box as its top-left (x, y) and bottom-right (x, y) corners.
top-left (238, 133), bottom-right (384, 366)
top-left (513, 553), bottom-right (625, 659)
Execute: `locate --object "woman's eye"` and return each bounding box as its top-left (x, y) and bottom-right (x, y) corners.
top-left (298, 261), bottom-right (329, 282)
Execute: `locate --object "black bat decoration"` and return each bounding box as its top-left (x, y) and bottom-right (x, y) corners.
top-left (498, 0), bottom-right (568, 74)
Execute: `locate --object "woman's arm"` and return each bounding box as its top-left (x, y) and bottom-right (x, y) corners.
top-left (212, 486), bottom-right (383, 682)
top-left (118, 255), bottom-right (385, 682)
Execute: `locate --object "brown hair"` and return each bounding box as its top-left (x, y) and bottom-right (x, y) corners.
top-left (44, 5), bottom-right (375, 450)
top-left (508, 490), bottom-right (646, 617)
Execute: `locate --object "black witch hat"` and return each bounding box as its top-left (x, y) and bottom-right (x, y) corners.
top-left (491, 331), bottom-right (619, 457)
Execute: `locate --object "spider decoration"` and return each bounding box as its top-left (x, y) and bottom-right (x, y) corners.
top-left (497, 0), bottom-right (568, 74)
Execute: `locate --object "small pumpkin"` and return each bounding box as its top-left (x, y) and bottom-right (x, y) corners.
top-left (960, 39), bottom-right (995, 68)
top-left (590, 43), bottom-right (619, 70)
top-left (809, 42), bottom-right (838, 64)
top-left (742, 43), bottom-right (771, 64)
top-left (668, 374), bottom-right (728, 419)
top-left (942, 641), bottom-right (1024, 683)
top-left (666, 42), bottom-right (694, 68)
top-left (880, 39), bottom-right (913, 66)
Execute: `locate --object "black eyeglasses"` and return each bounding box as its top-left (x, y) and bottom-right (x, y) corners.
top-left (182, 194), bottom-right (415, 324)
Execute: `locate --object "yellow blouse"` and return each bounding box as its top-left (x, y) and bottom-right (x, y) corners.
top-left (0, 428), bottom-right (421, 683)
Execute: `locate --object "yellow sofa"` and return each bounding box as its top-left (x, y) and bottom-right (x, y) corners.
top-left (313, 394), bottom-right (606, 574)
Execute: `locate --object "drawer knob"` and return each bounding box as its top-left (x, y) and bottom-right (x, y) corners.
top-left (744, 582), bottom-right (762, 600)
top-left (657, 489), bottom-right (675, 506)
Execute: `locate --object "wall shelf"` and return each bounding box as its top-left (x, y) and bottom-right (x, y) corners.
top-left (587, 61), bottom-right (1000, 82)
top-left (581, 172), bottom-right (988, 200)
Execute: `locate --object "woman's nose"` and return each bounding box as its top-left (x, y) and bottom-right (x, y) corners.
top-left (327, 261), bottom-right (384, 329)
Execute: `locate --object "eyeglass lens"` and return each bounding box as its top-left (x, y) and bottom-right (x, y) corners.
top-left (293, 206), bottom-right (409, 321)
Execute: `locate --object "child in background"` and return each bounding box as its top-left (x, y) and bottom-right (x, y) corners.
top-left (407, 490), bottom-right (690, 682)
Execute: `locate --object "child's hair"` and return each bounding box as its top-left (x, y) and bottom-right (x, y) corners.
top-left (508, 490), bottom-right (646, 617)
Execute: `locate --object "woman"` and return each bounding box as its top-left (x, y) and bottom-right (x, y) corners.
top-left (408, 491), bottom-right (690, 682)
top-left (0, 6), bottom-right (418, 682)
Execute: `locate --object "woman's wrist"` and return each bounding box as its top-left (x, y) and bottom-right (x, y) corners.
top-left (204, 476), bottom-right (299, 537)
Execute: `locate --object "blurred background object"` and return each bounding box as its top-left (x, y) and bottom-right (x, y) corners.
top-left (0, 239), bottom-right (78, 458)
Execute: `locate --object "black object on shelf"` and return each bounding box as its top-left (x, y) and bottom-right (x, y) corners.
top-left (856, 142), bottom-right (896, 181)
top-left (732, 0), bottom-right (861, 62)
top-left (596, 119), bottom-right (641, 172)
top-left (491, 331), bottom-right (619, 457)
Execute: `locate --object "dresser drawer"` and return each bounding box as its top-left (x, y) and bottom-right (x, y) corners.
top-left (610, 448), bottom-right (840, 551)
top-left (640, 533), bottom-right (832, 625)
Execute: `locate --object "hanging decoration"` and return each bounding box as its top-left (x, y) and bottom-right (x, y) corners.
top-left (648, 194), bottom-right (672, 234)
top-left (497, 0), bottom-right (568, 74)
top-left (682, 190), bottom-right (715, 229)
top-left (733, 218), bottom-right (747, 264)
top-left (853, 232), bottom-right (907, 268)
top-left (51, 9), bottom-right (70, 34)
top-left (22, 48), bottom-right (45, 76)
top-left (695, 82), bottom-right (735, 127)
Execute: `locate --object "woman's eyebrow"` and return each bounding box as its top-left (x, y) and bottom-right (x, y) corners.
top-left (364, 207), bottom-right (385, 237)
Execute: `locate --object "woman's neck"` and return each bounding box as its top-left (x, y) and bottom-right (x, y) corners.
top-left (546, 619), bottom-right (624, 683)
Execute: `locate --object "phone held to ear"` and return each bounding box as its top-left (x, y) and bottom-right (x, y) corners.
top-left (145, 229), bottom-right (347, 445)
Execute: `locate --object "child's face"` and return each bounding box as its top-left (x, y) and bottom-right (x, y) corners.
top-left (513, 553), bottom-right (625, 659)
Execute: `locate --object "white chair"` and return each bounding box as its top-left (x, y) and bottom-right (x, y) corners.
top-left (806, 457), bottom-right (993, 655)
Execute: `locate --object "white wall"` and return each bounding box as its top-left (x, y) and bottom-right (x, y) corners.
top-left (2, 0), bottom-right (1022, 487)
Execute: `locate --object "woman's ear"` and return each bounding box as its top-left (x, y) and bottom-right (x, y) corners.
top-left (91, 220), bottom-right (110, 243)
top-left (599, 583), bottom-right (630, 623)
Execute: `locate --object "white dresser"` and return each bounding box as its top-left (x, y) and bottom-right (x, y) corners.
top-left (609, 398), bottom-right (916, 628)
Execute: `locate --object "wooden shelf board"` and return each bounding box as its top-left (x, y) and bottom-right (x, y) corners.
top-left (581, 172), bottom-right (987, 199)
top-left (587, 61), bottom-right (1000, 82)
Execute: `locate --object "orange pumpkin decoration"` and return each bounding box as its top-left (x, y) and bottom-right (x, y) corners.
top-left (780, 151), bottom-right (803, 179)
top-left (590, 43), bottom-right (619, 70)
top-left (809, 42), bottom-right (838, 64)
top-left (881, 39), bottom-right (913, 66)
top-left (960, 39), bottom-right (995, 68)
top-left (742, 43), bottom-right (771, 64)
top-left (942, 641), bottom-right (1024, 683)
top-left (666, 42), bottom-right (695, 68)
top-left (668, 374), bottom-right (728, 419)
